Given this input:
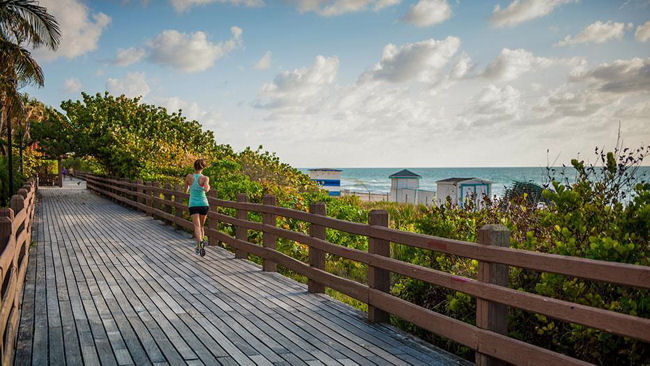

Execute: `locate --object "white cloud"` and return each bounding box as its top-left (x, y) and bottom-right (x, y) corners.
top-left (154, 96), bottom-right (223, 128)
top-left (490, 0), bottom-right (576, 28)
top-left (170, 0), bottom-right (264, 13)
top-left (289, 0), bottom-right (400, 16)
top-left (106, 72), bottom-right (151, 98)
top-left (402, 0), bottom-right (451, 27)
top-left (556, 21), bottom-right (626, 46)
top-left (482, 48), bottom-right (583, 81)
top-left (256, 55), bottom-right (339, 108)
top-left (147, 27), bottom-right (243, 73)
top-left (570, 57), bottom-right (650, 93)
top-left (34, 0), bottom-right (111, 61)
top-left (360, 36), bottom-right (460, 83)
top-left (63, 78), bottom-right (82, 93)
top-left (635, 21), bottom-right (650, 42)
top-left (374, 0), bottom-right (401, 10)
top-left (249, 42), bottom-right (650, 167)
top-left (113, 47), bottom-right (146, 66)
top-left (255, 51), bottom-right (272, 70)
top-left (533, 87), bottom-right (621, 120)
top-left (450, 52), bottom-right (473, 79)
top-left (467, 85), bottom-right (522, 126)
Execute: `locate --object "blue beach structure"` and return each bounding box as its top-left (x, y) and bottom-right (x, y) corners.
top-left (309, 169), bottom-right (342, 196)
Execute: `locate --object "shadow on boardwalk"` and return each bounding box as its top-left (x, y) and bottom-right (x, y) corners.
top-left (14, 178), bottom-right (470, 366)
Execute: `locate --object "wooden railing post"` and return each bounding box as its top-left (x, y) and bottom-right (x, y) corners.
top-left (208, 190), bottom-right (218, 245)
top-left (368, 209), bottom-right (390, 323)
top-left (121, 178), bottom-right (129, 202)
top-left (262, 195), bottom-right (277, 272)
top-left (174, 184), bottom-right (184, 228)
top-left (151, 182), bottom-right (160, 214)
top-left (10, 195), bottom-right (25, 269)
top-left (136, 180), bottom-right (144, 207)
top-left (0, 208), bottom-right (13, 250)
top-left (308, 202), bottom-right (326, 293)
top-left (235, 194), bottom-right (249, 259)
top-left (476, 224), bottom-right (510, 366)
top-left (145, 182), bottom-right (153, 216)
top-left (163, 183), bottom-right (172, 224)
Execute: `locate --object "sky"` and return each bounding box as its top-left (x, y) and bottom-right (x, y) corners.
top-left (24, 0), bottom-right (650, 167)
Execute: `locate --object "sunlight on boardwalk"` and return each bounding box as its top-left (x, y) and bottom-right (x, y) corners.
top-left (14, 179), bottom-right (469, 366)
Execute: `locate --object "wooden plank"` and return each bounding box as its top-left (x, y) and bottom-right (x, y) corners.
top-left (88, 215), bottom-right (255, 365)
top-left (63, 193), bottom-right (191, 365)
top-left (13, 243), bottom-right (37, 364)
top-left (44, 189), bottom-right (119, 366)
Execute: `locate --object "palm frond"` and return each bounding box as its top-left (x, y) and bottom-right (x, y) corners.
top-left (0, 37), bottom-right (44, 87)
top-left (0, 0), bottom-right (60, 49)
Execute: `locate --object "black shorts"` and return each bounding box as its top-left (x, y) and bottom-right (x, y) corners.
top-left (188, 206), bottom-right (209, 216)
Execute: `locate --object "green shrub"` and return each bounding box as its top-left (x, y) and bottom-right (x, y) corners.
top-left (0, 155), bottom-right (26, 207)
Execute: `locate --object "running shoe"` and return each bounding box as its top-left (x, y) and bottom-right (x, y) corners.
top-left (200, 239), bottom-right (207, 257)
top-left (195, 246), bottom-right (200, 255)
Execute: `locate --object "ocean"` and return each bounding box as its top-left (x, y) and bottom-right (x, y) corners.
top-left (299, 167), bottom-right (650, 197)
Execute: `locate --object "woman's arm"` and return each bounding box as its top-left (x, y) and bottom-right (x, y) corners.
top-left (184, 175), bottom-right (191, 193)
top-left (201, 176), bottom-right (210, 193)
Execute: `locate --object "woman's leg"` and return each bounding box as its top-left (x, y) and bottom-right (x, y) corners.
top-left (199, 214), bottom-right (208, 242)
top-left (191, 213), bottom-right (202, 246)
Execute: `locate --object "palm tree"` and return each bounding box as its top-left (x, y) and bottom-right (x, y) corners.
top-left (0, 0), bottom-right (60, 196)
top-left (13, 95), bottom-right (44, 173)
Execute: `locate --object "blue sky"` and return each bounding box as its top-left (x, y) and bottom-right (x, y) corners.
top-left (26, 0), bottom-right (650, 167)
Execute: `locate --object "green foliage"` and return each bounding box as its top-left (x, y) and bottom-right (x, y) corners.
top-left (30, 107), bottom-right (72, 159)
top-left (0, 155), bottom-right (25, 206)
top-left (58, 92), bottom-right (221, 178)
top-left (504, 181), bottom-right (547, 205)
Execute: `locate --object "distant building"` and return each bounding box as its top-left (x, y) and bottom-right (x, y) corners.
top-left (436, 178), bottom-right (492, 208)
top-left (309, 169), bottom-right (342, 196)
top-left (389, 169), bottom-right (435, 206)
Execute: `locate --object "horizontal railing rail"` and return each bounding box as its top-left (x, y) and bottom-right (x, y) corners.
top-left (0, 179), bottom-right (37, 365)
top-left (77, 172), bottom-right (650, 366)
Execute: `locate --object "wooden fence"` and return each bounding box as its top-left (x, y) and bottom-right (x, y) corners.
top-left (0, 179), bottom-right (37, 365)
top-left (78, 173), bottom-right (650, 366)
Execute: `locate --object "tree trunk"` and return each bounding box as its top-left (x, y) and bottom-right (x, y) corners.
top-left (7, 105), bottom-right (13, 196)
top-left (0, 99), bottom-right (4, 156)
top-left (18, 136), bottom-right (23, 174)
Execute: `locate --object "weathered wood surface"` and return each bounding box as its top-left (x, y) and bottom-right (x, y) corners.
top-left (14, 179), bottom-right (469, 366)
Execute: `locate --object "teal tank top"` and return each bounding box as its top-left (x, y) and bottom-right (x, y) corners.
top-left (189, 174), bottom-right (209, 207)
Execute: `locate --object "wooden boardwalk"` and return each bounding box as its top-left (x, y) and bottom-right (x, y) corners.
top-left (13, 179), bottom-right (469, 366)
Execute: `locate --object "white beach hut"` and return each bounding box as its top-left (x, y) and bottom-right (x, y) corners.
top-left (436, 178), bottom-right (492, 208)
top-left (309, 169), bottom-right (342, 197)
top-left (389, 169), bottom-right (420, 204)
top-left (387, 169), bottom-right (434, 205)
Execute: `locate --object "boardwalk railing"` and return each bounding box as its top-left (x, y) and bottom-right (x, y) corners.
top-left (78, 173), bottom-right (650, 366)
top-left (0, 179), bottom-right (37, 365)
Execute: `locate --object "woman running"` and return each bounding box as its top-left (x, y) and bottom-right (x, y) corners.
top-left (185, 159), bottom-right (210, 256)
